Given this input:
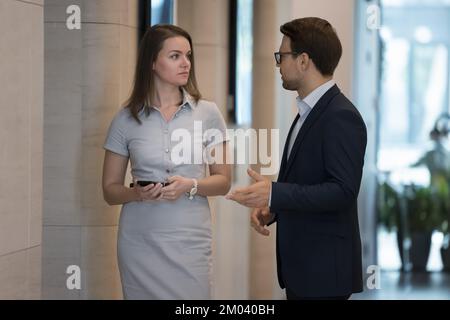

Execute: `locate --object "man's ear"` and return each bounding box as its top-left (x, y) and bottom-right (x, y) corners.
top-left (296, 52), bottom-right (309, 71)
top-left (295, 53), bottom-right (307, 71)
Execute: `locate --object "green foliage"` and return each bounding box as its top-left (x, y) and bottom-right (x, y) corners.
top-left (431, 175), bottom-right (450, 234)
top-left (377, 181), bottom-right (400, 232)
top-left (377, 175), bottom-right (450, 234)
top-left (404, 184), bottom-right (440, 233)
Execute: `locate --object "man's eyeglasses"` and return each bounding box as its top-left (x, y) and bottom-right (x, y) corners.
top-left (274, 51), bottom-right (299, 64)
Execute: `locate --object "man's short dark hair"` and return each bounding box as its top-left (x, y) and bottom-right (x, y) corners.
top-left (280, 17), bottom-right (342, 76)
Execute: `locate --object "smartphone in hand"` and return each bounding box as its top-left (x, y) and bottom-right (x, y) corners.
top-left (129, 181), bottom-right (171, 188)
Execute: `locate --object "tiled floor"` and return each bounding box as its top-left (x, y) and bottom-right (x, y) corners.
top-left (351, 271), bottom-right (450, 300)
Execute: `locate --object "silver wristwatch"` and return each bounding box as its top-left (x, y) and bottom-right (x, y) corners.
top-left (187, 178), bottom-right (198, 200)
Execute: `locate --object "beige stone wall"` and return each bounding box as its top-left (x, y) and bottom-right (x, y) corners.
top-left (42, 0), bottom-right (139, 299)
top-left (291, 0), bottom-right (355, 97)
top-left (177, 0), bottom-right (229, 118)
top-left (0, 0), bottom-right (44, 299)
top-left (250, 0), bottom-right (279, 300)
top-left (0, 0), bottom-right (360, 300)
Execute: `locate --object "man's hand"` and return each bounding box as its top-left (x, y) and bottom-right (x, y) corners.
top-left (226, 168), bottom-right (271, 208)
top-left (251, 207), bottom-right (273, 236)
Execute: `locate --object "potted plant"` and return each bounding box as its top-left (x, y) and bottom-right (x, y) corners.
top-left (403, 184), bottom-right (437, 272)
top-left (413, 114), bottom-right (450, 271)
top-left (377, 181), bottom-right (401, 232)
top-left (377, 180), bottom-right (407, 269)
top-left (377, 177), bottom-right (450, 272)
top-left (433, 174), bottom-right (450, 272)
top-left (378, 181), bottom-right (442, 272)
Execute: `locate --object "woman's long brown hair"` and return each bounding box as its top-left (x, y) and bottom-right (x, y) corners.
top-left (124, 24), bottom-right (201, 124)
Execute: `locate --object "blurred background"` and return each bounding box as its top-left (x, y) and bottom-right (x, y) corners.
top-left (0, 0), bottom-right (450, 300)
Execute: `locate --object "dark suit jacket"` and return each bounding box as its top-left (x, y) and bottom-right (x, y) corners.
top-left (270, 84), bottom-right (367, 298)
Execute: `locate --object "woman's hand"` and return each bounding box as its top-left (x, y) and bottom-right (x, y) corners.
top-left (160, 176), bottom-right (194, 201)
top-left (133, 179), bottom-right (164, 202)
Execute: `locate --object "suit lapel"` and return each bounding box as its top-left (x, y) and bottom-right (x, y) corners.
top-left (278, 113), bottom-right (300, 180)
top-left (281, 85), bottom-right (341, 181)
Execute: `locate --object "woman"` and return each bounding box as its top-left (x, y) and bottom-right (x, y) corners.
top-left (102, 24), bottom-right (231, 299)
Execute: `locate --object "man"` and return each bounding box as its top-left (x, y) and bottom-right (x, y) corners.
top-left (227, 17), bottom-right (367, 300)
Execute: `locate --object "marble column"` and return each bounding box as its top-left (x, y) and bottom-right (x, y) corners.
top-left (250, 0), bottom-right (371, 298)
top-left (291, 0), bottom-right (355, 96)
top-left (177, 0), bottom-right (253, 299)
top-left (43, 0), bottom-right (139, 299)
top-left (0, 0), bottom-right (43, 299)
top-left (250, 0), bottom-right (296, 300)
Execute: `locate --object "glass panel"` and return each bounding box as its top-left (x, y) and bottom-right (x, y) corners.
top-left (378, 6), bottom-right (450, 172)
top-left (235, 0), bottom-right (253, 126)
top-left (412, 44), bottom-right (448, 145)
top-left (376, 2), bottom-right (450, 272)
top-left (151, 0), bottom-right (174, 25)
top-left (379, 38), bottom-right (410, 149)
top-left (378, 42), bottom-right (449, 171)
